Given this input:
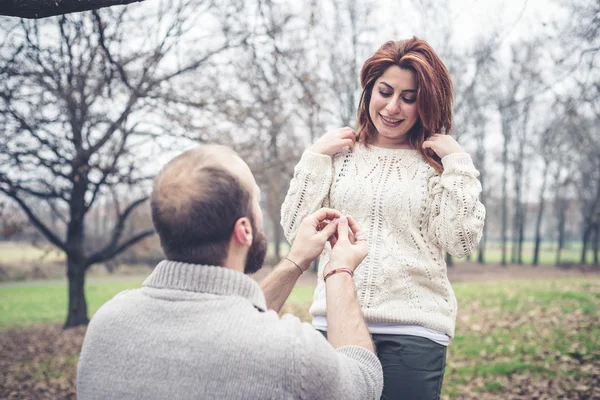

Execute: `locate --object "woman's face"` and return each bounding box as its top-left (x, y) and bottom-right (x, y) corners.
top-left (368, 65), bottom-right (419, 148)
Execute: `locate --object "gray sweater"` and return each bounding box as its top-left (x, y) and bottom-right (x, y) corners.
top-left (77, 261), bottom-right (383, 399)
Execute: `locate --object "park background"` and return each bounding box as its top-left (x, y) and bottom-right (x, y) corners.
top-left (0, 0), bottom-right (598, 398)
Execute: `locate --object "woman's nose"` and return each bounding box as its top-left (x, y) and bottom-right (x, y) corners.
top-left (385, 100), bottom-right (401, 115)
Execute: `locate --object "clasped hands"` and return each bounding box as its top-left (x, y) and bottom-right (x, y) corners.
top-left (287, 208), bottom-right (368, 276)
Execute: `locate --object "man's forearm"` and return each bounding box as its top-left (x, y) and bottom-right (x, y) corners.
top-left (260, 258), bottom-right (308, 312)
top-left (326, 273), bottom-right (374, 353)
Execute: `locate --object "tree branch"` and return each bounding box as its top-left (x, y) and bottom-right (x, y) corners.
top-left (0, 0), bottom-right (145, 19)
top-left (86, 196), bottom-right (149, 264)
top-left (85, 229), bottom-right (155, 268)
top-left (0, 187), bottom-right (67, 251)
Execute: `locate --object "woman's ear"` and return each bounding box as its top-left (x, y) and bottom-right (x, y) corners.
top-left (232, 217), bottom-right (253, 246)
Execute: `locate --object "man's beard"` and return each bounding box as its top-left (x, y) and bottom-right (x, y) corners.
top-left (244, 219), bottom-right (267, 274)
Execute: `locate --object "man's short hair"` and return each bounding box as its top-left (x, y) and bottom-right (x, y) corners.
top-left (150, 147), bottom-right (252, 266)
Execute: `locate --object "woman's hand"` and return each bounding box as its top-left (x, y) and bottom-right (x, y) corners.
top-left (422, 133), bottom-right (464, 159)
top-left (310, 127), bottom-right (357, 157)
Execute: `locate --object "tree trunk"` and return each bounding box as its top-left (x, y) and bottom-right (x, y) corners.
top-left (517, 203), bottom-right (527, 265)
top-left (477, 228), bottom-right (486, 264)
top-left (581, 223), bottom-right (591, 265)
top-left (273, 221), bottom-right (282, 260)
top-left (593, 224), bottom-right (599, 265)
top-left (555, 198), bottom-right (566, 265)
top-left (533, 169), bottom-right (549, 266)
top-left (445, 252), bottom-right (453, 267)
top-left (511, 183), bottom-right (521, 264)
top-left (64, 256), bottom-right (89, 328)
top-left (64, 174), bottom-right (89, 328)
top-left (477, 150), bottom-right (486, 265)
top-left (501, 115), bottom-right (509, 267)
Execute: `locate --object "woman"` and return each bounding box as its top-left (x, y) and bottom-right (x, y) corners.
top-left (281, 37), bottom-right (486, 399)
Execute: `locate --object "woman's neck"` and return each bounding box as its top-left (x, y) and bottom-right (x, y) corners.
top-left (371, 135), bottom-right (414, 150)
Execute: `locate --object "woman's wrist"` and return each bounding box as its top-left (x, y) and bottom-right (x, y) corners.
top-left (324, 267), bottom-right (354, 282)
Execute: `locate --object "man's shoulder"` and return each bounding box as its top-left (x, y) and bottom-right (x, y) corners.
top-left (87, 288), bottom-right (142, 325)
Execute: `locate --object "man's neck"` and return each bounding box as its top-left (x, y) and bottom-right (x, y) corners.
top-left (222, 250), bottom-right (246, 274)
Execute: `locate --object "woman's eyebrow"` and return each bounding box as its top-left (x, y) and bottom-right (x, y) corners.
top-left (378, 81), bottom-right (416, 93)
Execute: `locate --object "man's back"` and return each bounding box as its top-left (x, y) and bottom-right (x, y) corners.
top-left (77, 262), bottom-right (382, 400)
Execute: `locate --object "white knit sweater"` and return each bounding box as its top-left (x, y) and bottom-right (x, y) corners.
top-left (281, 143), bottom-right (486, 337)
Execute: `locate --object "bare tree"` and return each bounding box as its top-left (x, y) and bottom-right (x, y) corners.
top-left (0, 2), bottom-right (247, 327)
top-left (324, 0), bottom-right (377, 127)
top-left (210, 0), bottom-right (306, 260)
top-left (569, 113), bottom-right (600, 264)
top-left (490, 39), bottom-right (548, 266)
top-left (556, 0), bottom-right (600, 264)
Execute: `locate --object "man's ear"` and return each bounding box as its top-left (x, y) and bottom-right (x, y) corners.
top-left (232, 217), bottom-right (253, 246)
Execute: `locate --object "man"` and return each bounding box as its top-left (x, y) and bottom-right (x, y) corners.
top-left (77, 145), bottom-right (383, 399)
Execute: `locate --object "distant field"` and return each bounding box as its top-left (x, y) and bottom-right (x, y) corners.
top-left (464, 243), bottom-right (593, 265)
top-left (1, 240), bottom-right (593, 268)
top-left (0, 241), bottom-right (65, 264)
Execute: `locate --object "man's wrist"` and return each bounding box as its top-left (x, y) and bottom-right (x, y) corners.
top-left (286, 249), bottom-right (312, 272)
top-left (285, 253), bottom-right (311, 273)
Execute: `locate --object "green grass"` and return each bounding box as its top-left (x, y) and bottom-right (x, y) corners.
top-left (0, 278), bottom-right (313, 328)
top-left (0, 279), bottom-right (143, 328)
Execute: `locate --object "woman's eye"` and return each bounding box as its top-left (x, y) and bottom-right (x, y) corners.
top-left (403, 97), bottom-right (416, 104)
top-left (379, 90), bottom-right (392, 97)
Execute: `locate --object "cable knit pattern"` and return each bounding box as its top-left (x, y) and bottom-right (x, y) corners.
top-left (281, 143), bottom-right (485, 337)
top-left (77, 261), bottom-right (383, 400)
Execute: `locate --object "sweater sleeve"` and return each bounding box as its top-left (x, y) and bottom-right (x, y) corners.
top-left (294, 321), bottom-right (383, 400)
top-left (281, 150), bottom-right (334, 244)
top-left (427, 152), bottom-right (486, 258)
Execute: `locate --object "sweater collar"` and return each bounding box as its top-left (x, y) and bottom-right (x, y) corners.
top-left (143, 260), bottom-right (267, 311)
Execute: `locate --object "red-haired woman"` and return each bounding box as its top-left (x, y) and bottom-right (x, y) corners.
top-left (281, 37), bottom-right (486, 399)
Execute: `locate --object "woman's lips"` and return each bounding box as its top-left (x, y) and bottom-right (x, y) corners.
top-left (380, 114), bottom-right (403, 127)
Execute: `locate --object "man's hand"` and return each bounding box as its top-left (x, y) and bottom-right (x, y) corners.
top-left (324, 215), bottom-right (368, 275)
top-left (287, 208), bottom-right (341, 271)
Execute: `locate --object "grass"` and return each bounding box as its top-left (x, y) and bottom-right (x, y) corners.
top-left (279, 278), bottom-right (600, 398)
top-left (441, 278), bottom-right (600, 398)
top-left (1, 276), bottom-right (599, 399)
top-left (0, 279), bottom-right (144, 328)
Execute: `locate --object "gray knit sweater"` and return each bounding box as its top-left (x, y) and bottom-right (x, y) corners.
top-left (77, 261), bottom-right (383, 399)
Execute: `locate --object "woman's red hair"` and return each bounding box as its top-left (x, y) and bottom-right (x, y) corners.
top-left (356, 37), bottom-right (453, 172)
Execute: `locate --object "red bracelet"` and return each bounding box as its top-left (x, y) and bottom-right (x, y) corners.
top-left (323, 268), bottom-right (354, 281)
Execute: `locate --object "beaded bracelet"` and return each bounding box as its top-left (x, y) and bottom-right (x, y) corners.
top-left (323, 268), bottom-right (354, 282)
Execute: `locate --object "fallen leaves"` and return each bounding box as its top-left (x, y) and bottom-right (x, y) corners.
top-left (445, 278), bottom-right (600, 399)
top-left (0, 324), bottom-right (85, 399)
